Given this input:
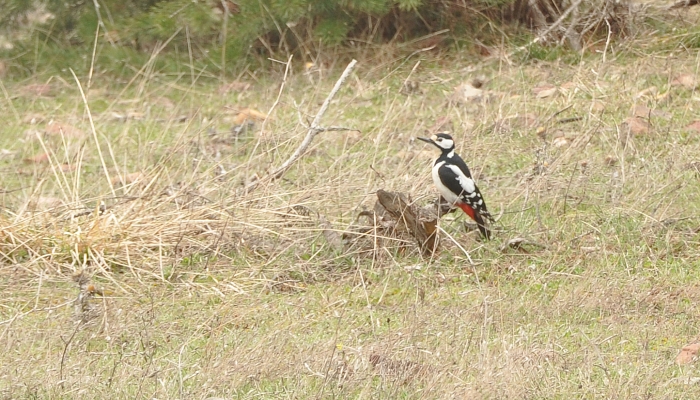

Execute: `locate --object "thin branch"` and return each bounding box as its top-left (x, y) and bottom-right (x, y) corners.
top-left (245, 55), bottom-right (293, 170)
top-left (316, 126), bottom-right (359, 133)
top-left (669, 0), bottom-right (699, 8)
top-left (516, 0), bottom-right (583, 52)
top-left (244, 59), bottom-right (358, 194)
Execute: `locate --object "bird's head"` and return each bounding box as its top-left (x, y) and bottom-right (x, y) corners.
top-left (417, 132), bottom-right (455, 152)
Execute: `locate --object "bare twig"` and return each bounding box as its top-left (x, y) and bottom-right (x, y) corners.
top-left (246, 55), bottom-right (293, 169)
top-left (316, 126), bottom-right (359, 133)
top-left (243, 59), bottom-right (358, 194)
top-left (517, 0), bottom-right (583, 52)
top-left (669, 0), bottom-right (699, 8)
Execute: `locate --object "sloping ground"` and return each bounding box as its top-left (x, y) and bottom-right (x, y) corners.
top-left (2, 14), bottom-right (700, 398)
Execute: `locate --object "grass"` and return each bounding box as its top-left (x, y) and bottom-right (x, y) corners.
top-left (3, 16), bottom-right (700, 399)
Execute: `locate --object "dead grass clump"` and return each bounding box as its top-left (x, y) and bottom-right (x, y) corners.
top-left (508, 0), bottom-right (639, 51)
top-left (1, 185), bottom-right (259, 280)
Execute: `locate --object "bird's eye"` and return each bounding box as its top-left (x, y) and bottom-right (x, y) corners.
top-left (436, 138), bottom-right (442, 142)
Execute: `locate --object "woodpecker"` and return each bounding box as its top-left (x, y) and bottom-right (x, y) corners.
top-left (417, 133), bottom-right (494, 239)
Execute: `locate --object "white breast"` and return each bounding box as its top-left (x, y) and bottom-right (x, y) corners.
top-left (432, 161), bottom-right (458, 204)
top-left (431, 161), bottom-right (477, 206)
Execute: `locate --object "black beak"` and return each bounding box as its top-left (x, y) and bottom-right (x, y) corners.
top-left (417, 136), bottom-right (439, 149)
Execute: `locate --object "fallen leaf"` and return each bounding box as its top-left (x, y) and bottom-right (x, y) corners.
top-left (26, 196), bottom-right (64, 211)
top-left (153, 97), bottom-right (175, 110)
top-left (590, 101), bottom-right (605, 112)
top-left (631, 104), bottom-right (650, 118)
top-left (46, 121), bottom-right (85, 138)
top-left (233, 108), bottom-right (269, 125)
top-left (318, 214), bottom-right (343, 251)
top-left (580, 246), bottom-right (599, 253)
top-left (533, 83), bottom-right (558, 98)
top-left (552, 136), bottom-right (569, 147)
top-left (676, 342), bottom-right (700, 365)
top-left (685, 121), bottom-right (700, 132)
top-left (0, 149), bottom-right (15, 158)
top-left (520, 113), bottom-right (539, 127)
top-left (20, 83), bottom-right (54, 97)
top-left (110, 111), bottom-right (145, 121)
top-left (635, 86), bottom-right (657, 99)
top-left (22, 113), bottom-right (47, 125)
top-left (536, 87), bottom-right (557, 99)
top-left (671, 74), bottom-right (697, 90)
top-left (212, 0), bottom-right (240, 14)
top-left (655, 90), bottom-right (672, 103)
top-left (25, 152), bottom-right (49, 163)
top-left (112, 172), bottom-right (143, 185)
top-left (650, 109), bottom-right (671, 119)
top-left (450, 83), bottom-right (483, 104)
top-left (536, 126), bottom-right (547, 138)
top-left (624, 117), bottom-right (650, 135)
top-left (632, 104), bottom-right (669, 119)
top-left (560, 81), bottom-right (577, 90)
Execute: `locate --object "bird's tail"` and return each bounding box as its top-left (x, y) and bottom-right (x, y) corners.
top-left (473, 212), bottom-right (491, 240)
top-left (457, 203), bottom-right (491, 240)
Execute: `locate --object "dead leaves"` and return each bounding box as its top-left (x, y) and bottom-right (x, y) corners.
top-left (450, 82), bottom-right (483, 104)
top-left (111, 172), bottom-right (144, 187)
top-left (24, 152), bottom-right (50, 164)
top-left (19, 83), bottom-right (55, 97)
top-left (623, 117), bottom-right (650, 136)
top-left (232, 108), bottom-right (269, 125)
top-left (685, 121), bottom-right (700, 132)
top-left (218, 80), bottom-right (251, 94)
top-left (45, 120), bottom-right (85, 138)
top-left (671, 73), bottom-right (698, 90)
top-left (677, 342), bottom-right (700, 365)
top-left (533, 83), bottom-right (558, 99)
top-left (23, 151), bottom-right (77, 172)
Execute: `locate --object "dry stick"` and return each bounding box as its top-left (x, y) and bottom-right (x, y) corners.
top-left (515, 0), bottom-right (583, 53)
top-left (670, 0), bottom-right (700, 8)
top-left (244, 55), bottom-right (293, 178)
top-left (244, 59), bottom-right (358, 194)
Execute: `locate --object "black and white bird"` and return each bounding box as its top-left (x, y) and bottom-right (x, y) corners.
top-left (417, 133), bottom-right (494, 239)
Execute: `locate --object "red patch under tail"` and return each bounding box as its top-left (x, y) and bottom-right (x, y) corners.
top-left (457, 203), bottom-right (476, 221)
top-left (457, 203), bottom-right (490, 240)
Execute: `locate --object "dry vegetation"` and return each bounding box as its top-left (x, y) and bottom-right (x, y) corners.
top-left (2, 8), bottom-right (700, 399)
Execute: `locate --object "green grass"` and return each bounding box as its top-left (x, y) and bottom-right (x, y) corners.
top-left (3, 15), bottom-right (700, 398)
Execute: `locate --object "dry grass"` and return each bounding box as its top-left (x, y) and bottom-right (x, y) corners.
top-left (3, 12), bottom-right (700, 398)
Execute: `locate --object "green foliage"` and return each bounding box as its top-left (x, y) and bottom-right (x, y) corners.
top-left (397, 0), bottom-right (423, 11)
top-left (0, 0), bottom-right (637, 77)
top-left (314, 16), bottom-right (352, 45)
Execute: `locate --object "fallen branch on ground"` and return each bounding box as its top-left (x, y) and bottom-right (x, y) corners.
top-left (243, 59), bottom-right (358, 194)
top-left (669, 0), bottom-right (699, 8)
top-left (375, 189), bottom-right (439, 255)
